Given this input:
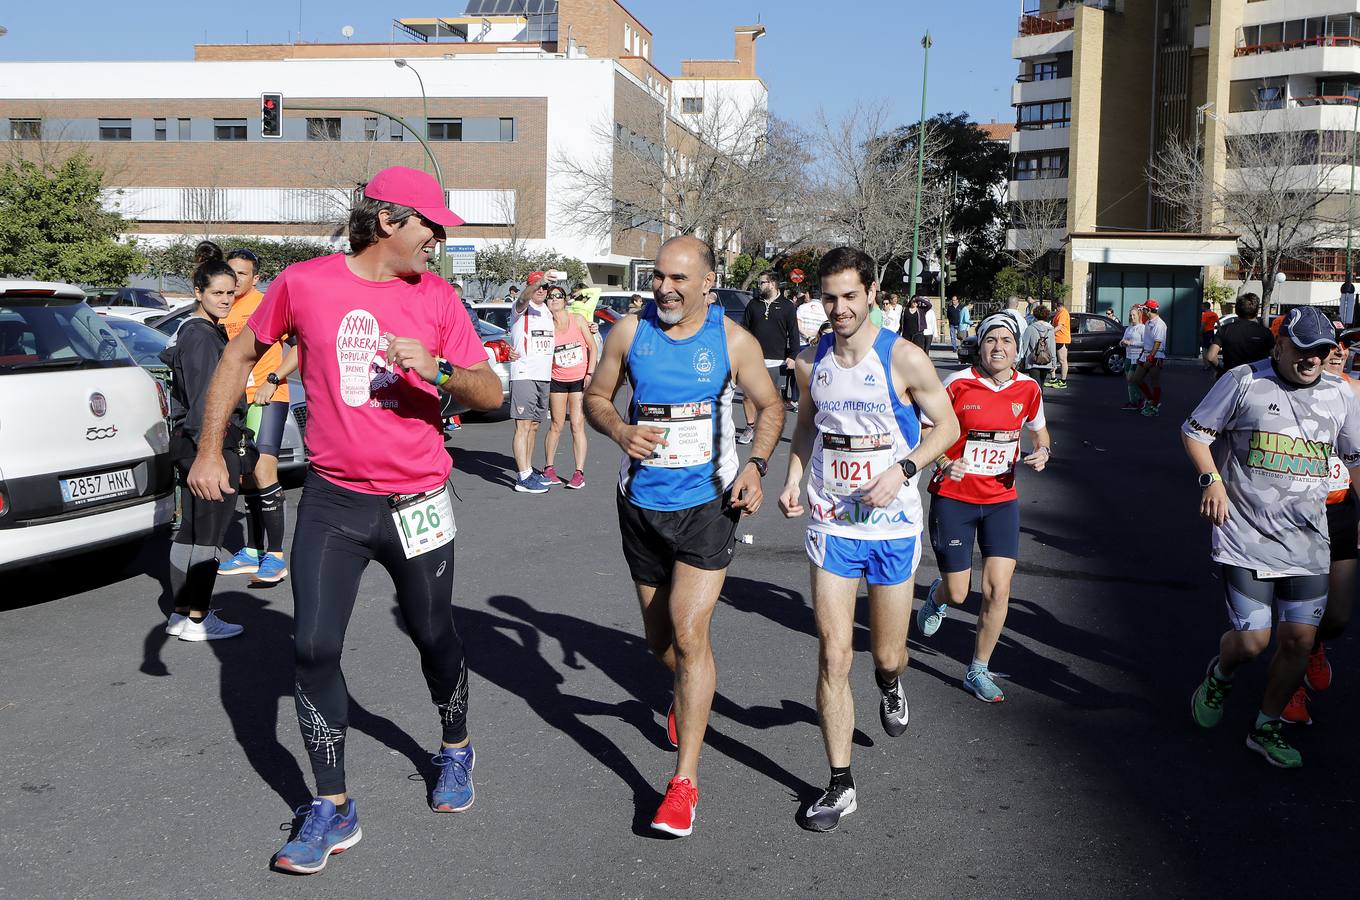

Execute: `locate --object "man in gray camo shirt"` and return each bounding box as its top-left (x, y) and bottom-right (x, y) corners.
top-left (1181, 306), bottom-right (1360, 769)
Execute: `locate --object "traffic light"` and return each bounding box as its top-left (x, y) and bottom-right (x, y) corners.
top-left (261, 93), bottom-right (283, 139)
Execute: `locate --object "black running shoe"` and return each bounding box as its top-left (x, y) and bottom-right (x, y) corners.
top-left (878, 674), bottom-right (909, 737)
top-left (802, 784), bottom-right (857, 833)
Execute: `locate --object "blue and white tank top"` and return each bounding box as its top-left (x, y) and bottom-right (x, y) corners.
top-left (806, 327), bottom-right (923, 539)
top-left (619, 303), bottom-right (738, 511)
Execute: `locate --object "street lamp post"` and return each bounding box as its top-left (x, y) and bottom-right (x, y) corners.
top-left (907, 32), bottom-right (933, 303)
top-left (394, 58), bottom-right (431, 161)
top-left (1345, 95), bottom-right (1360, 291)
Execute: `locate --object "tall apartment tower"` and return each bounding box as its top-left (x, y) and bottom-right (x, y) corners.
top-left (1008, 0), bottom-right (1360, 355)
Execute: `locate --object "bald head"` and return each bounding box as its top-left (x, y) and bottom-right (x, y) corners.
top-left (652, 236), bottom-right (717, 326)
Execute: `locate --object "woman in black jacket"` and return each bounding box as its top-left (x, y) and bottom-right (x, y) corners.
top-left (160, 253), bottom-right (255, 641)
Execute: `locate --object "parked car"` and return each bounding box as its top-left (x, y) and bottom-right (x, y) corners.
top-left (0, 281), bottom-right (175, 571)
top-left (87, 287), bottom-right (194, 324)
top-left (444, 303), bottom-right (513, 419)
top-left (469, 298), bottom-right (607, 366)
top-left (147, 305), bottom-right (309, 473)
top-left (102, 317), bottom-right (173, 389)
top-left (956, 311), bottom-right (1127, 375)
top-left (712, 287), bottom-right (752, 323)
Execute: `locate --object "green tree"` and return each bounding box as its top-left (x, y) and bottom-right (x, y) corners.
top-left (470, 245), bottom-right (587, 299)
top-left (141, 236), bottom-right (334, 290)
top-left (0, 154), bottom-right (143, 284)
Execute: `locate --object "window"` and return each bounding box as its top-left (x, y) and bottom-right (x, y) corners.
top-left (1012, 150), bottom-right (1068, 180)
top-left (643, 39), bottom-right (649, 58)
top-left (306, 117), bottom-right (341, 141)
top-left (1016, 100), bottom-right (1070, 129)
top-left (1082, 316), bottom-right (1116, 334)
top-left (98, 118), bottom-right (132, 141)
top-left (1255, 85), bottom-right (1284, 109)
top-left (9, 118), bottom-right (40, 140)
top-left (428, 118), bottom-right (462, 141)
top-left (178, 118), bottom-right (192, 140)
top-left (364, 117), bottom-right (379, 142)
top-left (153, 118), bottom-right (167, 141)
top-left (499, 117), bottom-right (515, 142)
top-left (681, 97), bottom-right (704, 114)
top-left (214, 118), bottom-right (247, 141)
top-left (391, 120), bottom-right (404, 142)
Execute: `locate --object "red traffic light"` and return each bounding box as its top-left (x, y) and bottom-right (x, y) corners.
top-left (261, 92), bottom-right (283, 139)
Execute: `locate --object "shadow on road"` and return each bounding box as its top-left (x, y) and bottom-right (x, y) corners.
top-left (452, 447), bottom-right (517, 489)
top-left (138, 588), bottom-right (433, 811)
top-left (4, 531), bottom-right (172, 612)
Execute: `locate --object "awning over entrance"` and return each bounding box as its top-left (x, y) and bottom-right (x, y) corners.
top-left (1069, 232), bottom-right (1239, 267)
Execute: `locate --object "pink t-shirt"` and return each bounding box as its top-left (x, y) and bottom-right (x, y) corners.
top-left (248, 253), bottom-right (485, 495)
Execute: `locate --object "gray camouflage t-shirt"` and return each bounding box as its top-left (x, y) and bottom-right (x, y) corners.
top-left (1183, 359), bottom-right (1360, 575)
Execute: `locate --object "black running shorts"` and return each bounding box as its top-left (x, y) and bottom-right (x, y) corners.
top-left (1328, 495), bottom-right (1359, 562)
top-left (616, 488), bottom-right (740, 586)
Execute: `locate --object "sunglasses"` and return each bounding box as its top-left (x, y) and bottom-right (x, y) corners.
top-left (227, 248), bottom-right (259, 262)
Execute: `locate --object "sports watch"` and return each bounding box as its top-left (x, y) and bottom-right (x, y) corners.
top-left (1198, 472), bottom-right (1222, 488)
top-left (434, 357), bottom-right (455, 387)
top-left (265, 372), bottom-right (281, 386)
top-left (900, 459), bottom-right (918, 480)
top-left (748, 456), bottom-right (768, 478)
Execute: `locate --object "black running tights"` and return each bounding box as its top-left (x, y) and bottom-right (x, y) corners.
top-left (290, 471), bottom-right (467, 795)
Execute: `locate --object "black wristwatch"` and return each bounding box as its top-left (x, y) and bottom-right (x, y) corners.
top-left (748, 456), bottom-right (768, 478)
top-left (1198, 472), bottom-right (1222, 488)
top-left (900, 458), bottom-right (918, 480)
top-left (265, 372), bottom-right (281, 386)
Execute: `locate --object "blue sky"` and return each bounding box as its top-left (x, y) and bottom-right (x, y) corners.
top-left (0, 0), bottom-right (1019, 126)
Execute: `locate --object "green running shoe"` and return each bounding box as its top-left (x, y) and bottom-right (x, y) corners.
top-left (916, 578), bottom-right (947, 638)
top-left (1246, 720), bottom-right (1302, 769)
top-left (965, 668), bottom-right (1005, 703)
top-left (1191, 657), bottom-right (1233, 728)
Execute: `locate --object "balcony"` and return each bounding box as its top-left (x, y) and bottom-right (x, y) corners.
top-left (1013, 76), bottom-right (1072, 106)
top-left (1236, 34), bottom-right (1360, 57)
top-left (1019, 12), bottom-right (1074, 37)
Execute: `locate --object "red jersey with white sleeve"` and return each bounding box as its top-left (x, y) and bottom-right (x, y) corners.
top-left (248, 253), bottom-right (486, 495)
top-left (929, 367), bottom-right (1045, 505)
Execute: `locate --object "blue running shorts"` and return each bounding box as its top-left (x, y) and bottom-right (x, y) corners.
top-left (805, 529), bottom-right (921, 586)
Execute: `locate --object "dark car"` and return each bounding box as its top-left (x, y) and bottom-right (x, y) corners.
top-left (713, 287), bottom-right (751, 323)
top-left (86, 287), bottom-right (171, 311)
top-left (956, 311), bottom-right (1127, 375)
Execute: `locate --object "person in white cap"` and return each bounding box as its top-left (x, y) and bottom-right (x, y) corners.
top-left (187, 165), bottom-right (503, 874)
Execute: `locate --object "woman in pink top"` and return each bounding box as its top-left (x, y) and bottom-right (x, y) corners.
top-left (543, 284), bottom-right (597, 488)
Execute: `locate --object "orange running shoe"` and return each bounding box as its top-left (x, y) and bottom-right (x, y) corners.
top-left (650, 776), bottom-right (698, 837)
top-left (1305, 643), bottom-right (1332, 692)
top-left (1282, 686), bottom-right (1312, 726)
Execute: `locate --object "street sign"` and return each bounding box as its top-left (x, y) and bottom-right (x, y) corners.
top-left (790, 268), bottom-right (805, 284)
top-left (446, 243), bottom-right (476, 275)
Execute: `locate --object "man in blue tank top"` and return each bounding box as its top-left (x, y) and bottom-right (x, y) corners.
top-left (585, 235), bottom-right (786, 837)
top-left (778, 247), bottom-right (960, 832)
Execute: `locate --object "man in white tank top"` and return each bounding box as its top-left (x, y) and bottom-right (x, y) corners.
top-left (778, 247), bottom-right (961, 832)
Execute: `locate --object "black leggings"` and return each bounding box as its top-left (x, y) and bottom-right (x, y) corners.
top-left (291, 471), bottom-right (468, 795)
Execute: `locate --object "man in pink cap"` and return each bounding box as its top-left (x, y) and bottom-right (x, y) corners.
top-left (187, 165), bottom-right (503, 874)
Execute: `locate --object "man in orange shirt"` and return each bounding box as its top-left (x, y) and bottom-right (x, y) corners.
top-left (1048, 296), bottom-right (1072, 389)
top-left (218, 248), bottom-right (298, 584)
top-left (1200, 301), bottom-right (1220, 353)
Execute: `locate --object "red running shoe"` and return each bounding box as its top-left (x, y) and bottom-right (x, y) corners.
top-left (1305, 643), bottom-right (1332, 692)
top-left (1282, 686), bottom-right (1312, 726)
top-left (665, 702), bottom-right (678, 749)
top-left (651, 777), bottom-right (698, 837)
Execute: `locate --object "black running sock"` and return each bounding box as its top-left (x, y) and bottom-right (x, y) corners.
top-left (257, 483), bottom-right (286, 554)
top-left (830, 767), bottom-right (854, 791)
top-left (188, 614), bottom-right (206, 624)
top-left (875, 669), bottom-right (899, 692)
top-left (333, 800), bottom-right (351, 816)
top-left (242, 488), bottom-right (264, 555)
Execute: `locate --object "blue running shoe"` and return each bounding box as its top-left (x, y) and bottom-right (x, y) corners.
top-left (218, 548), bottom-right (260, 576)
top-left (917, 578), bottom-right (948, 638)
top-left (965, 668), bottom-right (1005, 703)
top-left (274, 798), bottom-right (362, 875)
top-left (252, 553), bottom-right (289, 585)
top-left (431, 744), bottom-right (475, 813)
top-left (532, 471), bottom-right (557, 490)
top-left (514, 475), bottom-right (548, 494)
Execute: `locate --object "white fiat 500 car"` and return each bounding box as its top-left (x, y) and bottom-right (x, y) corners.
top-left (0, 281), bottom-right (174, 571)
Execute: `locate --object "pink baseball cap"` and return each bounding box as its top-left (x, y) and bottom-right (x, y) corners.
top-left (363, 166), bottom-right (465, 228)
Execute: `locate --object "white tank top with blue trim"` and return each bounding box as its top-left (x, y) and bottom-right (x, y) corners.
top-left (806, 327), bottom-right (923, 539)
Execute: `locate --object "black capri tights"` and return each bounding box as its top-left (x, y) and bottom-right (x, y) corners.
top-left (290, 471), bottom-right (468, 795)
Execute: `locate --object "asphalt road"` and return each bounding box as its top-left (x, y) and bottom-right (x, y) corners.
top-left (2, 359), bottom-right (1355, 899)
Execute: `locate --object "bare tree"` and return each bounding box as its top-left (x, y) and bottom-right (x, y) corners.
top-left (813, 102), bottom-right (950, 288)
top-left (1149, 118), bottom-right (1356, 307)
top-left (554, 95), bottom-right (815, 264)
top-left (1007, 193), bottom-right (1068, 287)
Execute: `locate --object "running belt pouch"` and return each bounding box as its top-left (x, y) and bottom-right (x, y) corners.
top-left (170, 425), bottom-right (258, 471)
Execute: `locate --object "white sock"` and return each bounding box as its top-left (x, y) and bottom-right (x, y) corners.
top-left (519, 469), bottom-right (532, 480)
